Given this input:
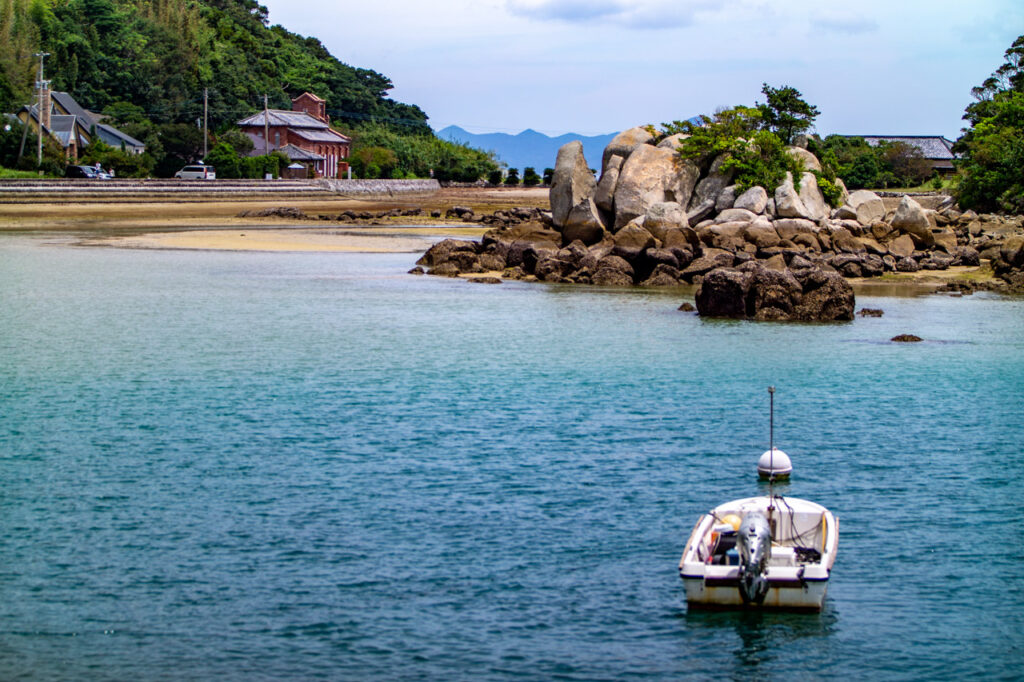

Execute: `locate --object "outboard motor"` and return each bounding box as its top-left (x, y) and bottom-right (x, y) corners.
top-left (737, 512), bottom-right (771, 605)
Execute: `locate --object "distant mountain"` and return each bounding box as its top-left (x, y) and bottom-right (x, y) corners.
top-left (436, 126), bottom-right (618, 174)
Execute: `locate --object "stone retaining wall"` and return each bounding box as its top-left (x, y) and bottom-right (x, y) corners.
top-left (0, 178), bottom-right (440, 201)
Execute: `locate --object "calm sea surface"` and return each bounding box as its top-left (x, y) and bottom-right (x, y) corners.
top-left (1, 233), bottom-right (1023, 680)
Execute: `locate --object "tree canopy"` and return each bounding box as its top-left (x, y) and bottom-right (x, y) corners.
top-left (756, 83), bottom-right (820, 145)
top-left (953, 34), bottom-right (1024, 212)
top-left (0, 0), bottom-right (496, 180)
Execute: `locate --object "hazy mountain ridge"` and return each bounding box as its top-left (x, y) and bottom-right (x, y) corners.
top-left (436, 125), bottom-right (618, 173)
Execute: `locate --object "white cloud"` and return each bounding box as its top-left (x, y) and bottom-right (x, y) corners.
top-left (810, 13), bottom-right (879, 35)
top-left (506, 0), bottom-right (717, 29)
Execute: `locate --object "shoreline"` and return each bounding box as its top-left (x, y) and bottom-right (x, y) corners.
top-left (0, 186), bottom-right (1012, 293)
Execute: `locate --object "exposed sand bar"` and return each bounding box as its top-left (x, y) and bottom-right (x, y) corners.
top-left (0, 187), bottom-right (550, 232)
top-left (82, 226), bottom-right (488, 253)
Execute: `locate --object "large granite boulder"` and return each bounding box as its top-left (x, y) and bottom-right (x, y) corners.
top-left (667, 159), bottom-right (701, 214)
top-left (835, 190), bottom-right (885, 226)
top-left (562, 198), bottom-right (608, 245)
top-left (602, 126), bottom-right (654, 171)
top-left (792, 267), bottom-right (856, 321)
top-left (797, 172), bottom-right (828, 222)
top-left (657, 133), bottom-right (689, 150)
top-left (786, 146), bottom-right (822, 172)
top-left (695, 262), bottom-right (854, 321)
top-left (592, 254), bottom-right (635, 286)
top-left (550, 141), bottom-right (597, 228)
top-left (891, 195), bottom-right (934, 247)
top-left (417, 238), bottom-right (479, 267)
top-left (734, 186), bottom-right (769, 214)
top-left (594, 155), bottom-right (623, 213)
top-left (687, 155), bottom-right (734, 223)
top-left (644, 201), bottom-right (688, 240)
top-left (775, 172), bottom-right (826, 222)
top-left (612, 144), bottom-right (678, 230)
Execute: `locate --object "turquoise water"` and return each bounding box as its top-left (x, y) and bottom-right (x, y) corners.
top-left (1, 234), bottom-right (1023, 680)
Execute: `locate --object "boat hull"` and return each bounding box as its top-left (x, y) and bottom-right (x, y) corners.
top-left (680, 573), bottom-right (829, 611)
top-left (679, 495), bottom-right (837, 611)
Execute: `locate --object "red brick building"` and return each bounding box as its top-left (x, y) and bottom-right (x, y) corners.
top-left (238, 93), bottom-right (351, 178)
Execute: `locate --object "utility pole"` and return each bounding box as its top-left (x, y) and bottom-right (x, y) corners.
top-left (34, 52), bottom-right (50, 167)
top-left (203, 88), bottom-right (208, 159)
top-left (263, 94), bottom-right (269, 155)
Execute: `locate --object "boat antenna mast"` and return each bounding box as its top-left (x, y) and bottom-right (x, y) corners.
top-left (768, 386), bottom-right (776, 524)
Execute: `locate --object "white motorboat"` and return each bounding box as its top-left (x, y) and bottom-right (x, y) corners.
top-left (678, 494), bottom-right (838, 610)
top-left (678, 387), bottom-right (839, 611)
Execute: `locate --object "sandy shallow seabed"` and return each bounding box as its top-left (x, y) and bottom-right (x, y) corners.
top-left (87, 227), bottom-right (469, 253)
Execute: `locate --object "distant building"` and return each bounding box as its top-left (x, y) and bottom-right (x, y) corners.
top-left (841, 135), bottom-right (956, 175)
top-left (237, 93), bottom-right (351, 179)
top-left (15, 86), bottom-right (146, 160)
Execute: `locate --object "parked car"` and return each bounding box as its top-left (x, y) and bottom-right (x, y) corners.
top-left (174, 164), bottom-right (216, 180)
top-left (66, 165), bottom-right (111, 179)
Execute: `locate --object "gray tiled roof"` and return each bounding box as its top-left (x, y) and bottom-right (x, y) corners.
top-left (238, 109), bottom-right (330, 129)
top-left (850, 135), bottom-right (956, 160)
top-left (95, 123), bottom-right (145, 149)
top-left (291, 128), bottom-right (350, 144)
top-left (278, 143), bottom-right (324, 161)
top-left (51, 91), bottom-right (95, 125)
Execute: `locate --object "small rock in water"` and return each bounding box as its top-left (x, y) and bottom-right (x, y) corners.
top-left (468, 276), bottom-right (502, 284)
top-left (858, 308), bottom-right (884, 317)
top-left (408, 266), bottom-right (425, 275)
top-left (678, 302), bottom-right (696, 312)
top-left (891, 334), bottom-right (923, 343)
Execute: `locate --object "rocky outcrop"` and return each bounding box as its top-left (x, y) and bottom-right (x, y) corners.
top-left (417, 125), bottom-right (1024, 297)
top-left (695, 261), bottom-right (854, 321)
top-left (990, 235), bottom-right (1024, 291)
top-left (835, 190), bottom-right (885, 225)
top-left (602, 126), bottom-right (655, 171)
top-left (613, 144), bottom-right (680, 230)
top-left (550, 141), bottom-right (597, 228)
top-left (891, 195), bottom-right (934, 247)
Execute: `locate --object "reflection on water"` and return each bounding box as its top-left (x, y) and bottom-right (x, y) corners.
top-left (684, 608), bottom-right (839, 676)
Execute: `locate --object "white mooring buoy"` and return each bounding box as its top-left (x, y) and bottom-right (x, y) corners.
top-left (757, 447), bottom-right (793, 480)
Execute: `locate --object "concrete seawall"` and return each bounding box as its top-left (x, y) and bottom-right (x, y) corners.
top-left (0, 178), bottom-right (441, 202)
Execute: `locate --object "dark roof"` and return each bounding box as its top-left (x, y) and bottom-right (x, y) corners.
top-left (843, 135), bottom-right (955, 160)
top-left (94, 122), bottom-right (145, 149)
top-left (238, 109), bottom-right (330, 129)
top-left (277, 143), bottom-right (324, 161)
top-left (46, 92), bottom-right (145, 152)
top-left (48, 115), bottom-right (80, 146)
top-left (291, 127), bottom-right (350, 144)
top-left (51, 91), bottom-right (95, 125)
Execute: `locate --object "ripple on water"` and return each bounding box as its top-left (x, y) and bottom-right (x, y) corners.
top-left (0, 240), bottom-right (1023, 680)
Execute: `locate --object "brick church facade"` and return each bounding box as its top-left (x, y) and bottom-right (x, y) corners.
top-left (238, 93), bottom-right (351, 178)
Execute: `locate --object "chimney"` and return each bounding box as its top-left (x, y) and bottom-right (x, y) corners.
top-left (39, 82), bottom-right (52, 131)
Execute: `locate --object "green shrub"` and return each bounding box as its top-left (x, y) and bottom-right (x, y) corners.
top-left (814, 172), bottom-right (844, 207)
top-left (505, 168), bottom-right (520, 185)
top-left (522, 167), bottom-right (541, 187)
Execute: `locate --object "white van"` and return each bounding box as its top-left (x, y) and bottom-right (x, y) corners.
top-left (174, 164), bottom-right (216, 180)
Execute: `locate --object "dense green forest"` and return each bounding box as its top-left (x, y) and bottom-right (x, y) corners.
top-left (0, 0), bottom-right (496, 179)
top-left (953, 34), bottom-right (1024, 212)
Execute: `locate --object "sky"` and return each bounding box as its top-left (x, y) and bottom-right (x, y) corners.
top-left (258, 0), bottom-right (1023, 140)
